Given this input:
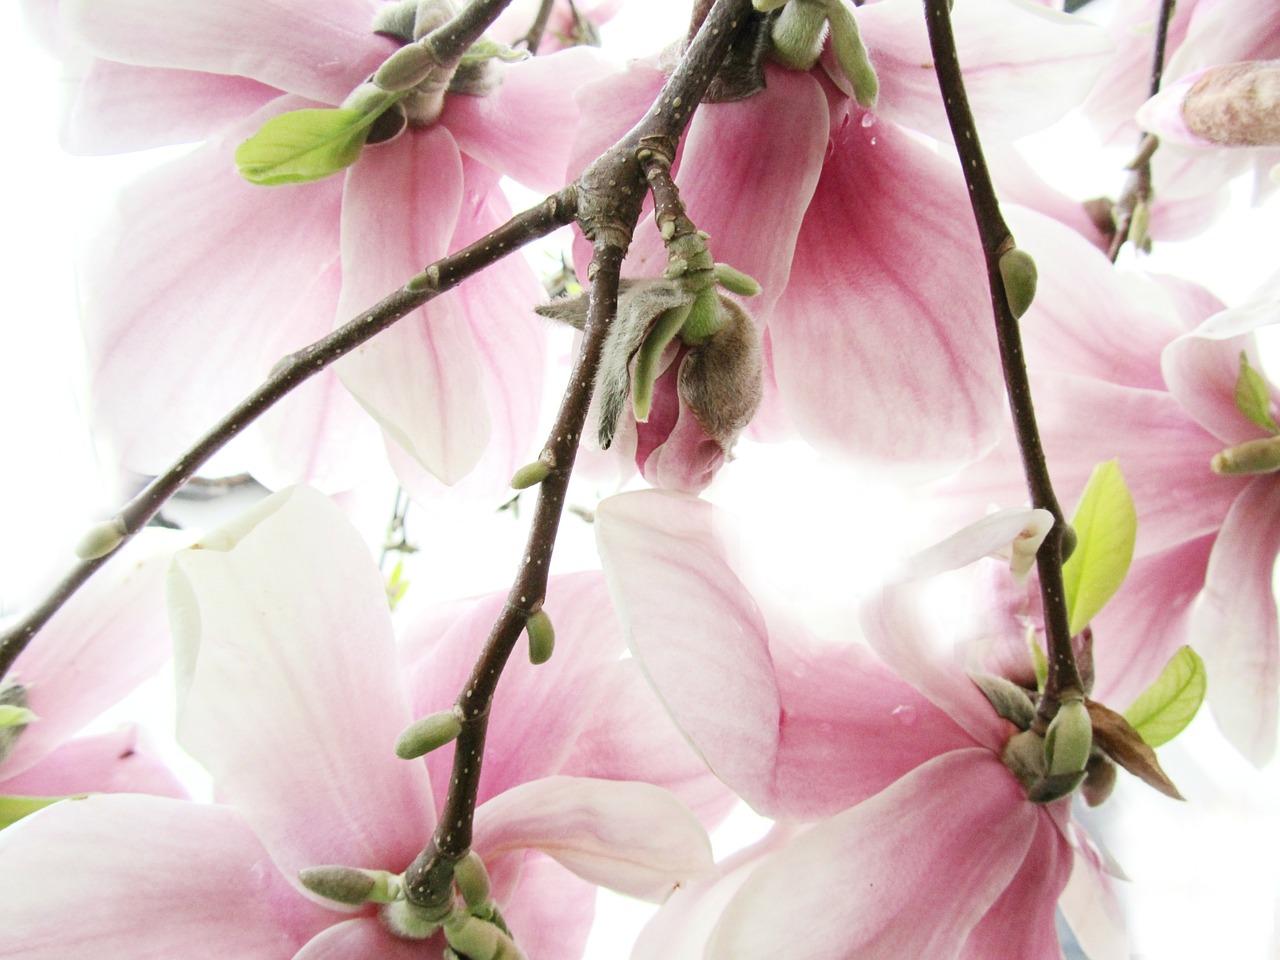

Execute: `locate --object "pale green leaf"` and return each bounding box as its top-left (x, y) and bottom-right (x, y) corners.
top-left (1027, 625), bottom-right (1047, 692)
top-left (236, 108), bottom-right (375, 186)
top-left (1234, 351), bottom-right (1280, 434)
top-left (0, 794), bottom-right (84, 831)
top-left (0, 704), bottom-right (34, 728)
top-left (1123, 646), bottom-right (1206, 748)
top-left (1062, 460), bottom-right (1137, 635)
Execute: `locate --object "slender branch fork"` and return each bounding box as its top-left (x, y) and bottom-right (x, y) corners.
top-left (921, 0), bottom-right (1081, 717)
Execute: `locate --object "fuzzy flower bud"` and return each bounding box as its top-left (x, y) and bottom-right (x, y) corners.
top-left (1137, 60), bottom-right (1280, 147)
top-left (396, 709), bottom-right (463, 760)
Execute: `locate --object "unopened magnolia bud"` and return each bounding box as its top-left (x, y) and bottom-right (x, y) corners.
top-left (753, 0), bottom-right (789, 10)
top-left (1211, 435), bottom-right (1280, 475)
top-left (414, 0), bottom-right (460, 39)
top-left (712, 263), bottom-right (762, 297)
top-left (525, 609), bottom-right (555, 665)
top-left (770, 0), bottom-right (829, 71)
top-left (374, 42), bottom-right (438, 92)
top-left (510, 458), bottom-right (553, 490)
top-left (299, 865), bottom-right (380, 905)
top-left (453, 852), bottom-right (491, 908)
top-left (74, 517), bottom-right (127, 560)
top-left (1045, 699), bottom-right (1092, 777)
top-left (1059, 523), bottom-right (1078, 562)
top-left (998, 247), bottom-right (1038, 319)
top-left (970, 673), bottom-right (1035, 730)
top-left (826, 0), bottom-right (878, 109)
top-left (396, 709), bottom-right (463, 760)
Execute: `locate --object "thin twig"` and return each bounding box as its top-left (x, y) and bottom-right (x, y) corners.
top-left (519, 0), bottom-right (556, 53)
top-left (0, 191), bottom-right (575, 682)
top-left (921, 0), bottom-right (1080, 716)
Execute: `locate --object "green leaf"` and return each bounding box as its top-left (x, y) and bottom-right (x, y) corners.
top-left (236, 108), bottom-right (376, 186)
top-left (1234, 351), bottom-right (1280, 434)
top-left (0, 794), bottom-right (84, 830)
top-left (1027, 625), bottom-right (1048, 692)
top-left (0, 704), bottom-right (34, 728)
top-left (1061, 459), bottom-right (1137, 635)
top-left (1123, 646), bottom-right (1206, 748)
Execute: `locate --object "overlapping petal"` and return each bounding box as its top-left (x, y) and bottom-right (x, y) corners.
top-left (1, 726), bottom-right (187, 799)
top-left (170, 486), bottom-right (435, 885)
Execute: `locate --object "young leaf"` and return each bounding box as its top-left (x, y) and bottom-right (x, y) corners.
top-left (236, 108), bottom-right (375, 186)
top-left (1123, 646), bottom-right (1206, 748)
top-left (1234, 351), bottom-right (1280, 434)
top-left (0, 794), bottom-right (84, 830)
top-left (0, 704), bottom-right (34, 728)
top-left (1061, 460), bottom-right (1137, 635)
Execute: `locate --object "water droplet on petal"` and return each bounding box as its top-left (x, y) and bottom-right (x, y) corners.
top-left (860, 113), bottom-right (876, 129)
top-left (869, 136), bottom-right (878, 146)
top-left (892, 704), bottom-right (917, 726)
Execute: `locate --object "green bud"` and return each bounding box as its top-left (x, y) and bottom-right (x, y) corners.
top-left (299, 865), bottom-right (382, 905)
top-left (1211, 435), bottom-right (1280, 475)
top-left (712, 263), bottom-right (762, 297)
top-left (1059, 523), bottom-right (1078, 563)
top-left (826, 0), bottom-right (878, 109)
top-left (998, 247), bottom-right (1038, 319)
top-left (770, 0), bottom-right (829, 71)
top-left (74, 517), bottom-right (127, 560)
top-left (374, 43), bottom-right (439, 92)
top-left (453, 852), bottom-right (492, 909)
top-left (1044, 699), bottom-right (1092, 778)
top-left (525, 609), bottom-right (555, 666)
top-left (680, 286), bottom-right (727, 346)
top-left (510, 458), bottom-right (553, 490)
top-left (396, 709), bottom-right (463, 760)
top-left (444, 915), bottom-right (519, 960)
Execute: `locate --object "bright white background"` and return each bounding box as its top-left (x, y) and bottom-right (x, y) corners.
top-left (5, 1), bottom-right (1280, 958)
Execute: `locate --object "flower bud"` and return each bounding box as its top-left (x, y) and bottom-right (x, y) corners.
top-left (1137, 60), bottom-right (1280, 147)
top-left (998, 247), bottom-right (1038, 319)
top-left (826, 0), bottom-right (878, 109)
top-left (374, 43), bottom-right (439, 92)
top-left (396, 709), bottom-right (463, 760)
top-left (1044, 699), bottom-right (1092, 778)
top-left (1211, 435), bottom-right (1280, 475)
top-left (453, 852), bottom-right (492, 909)
top-left (381, 899), bottom-right (448, 939)
top-left (74, 517), bottom-right (127, 560)
top-left (525, 609), bottom-right (555, 665)
top-left (510, 458), bottom-right (553, 489)
top-left (299, 865), bottom-right (382, 905)
top-left (770, 0), bottom-right (829, 71)
top-left (713, 263), bottom-right (762, 297)
top-left (444, 915), bottom-right (522, 960)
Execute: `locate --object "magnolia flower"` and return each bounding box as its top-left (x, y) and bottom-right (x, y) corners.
top-left (943, 207), bottom-right (1280, 764)
top-left (0, 531), bottom-right (187, 811)
top-left (596, 490), bottom-right (1139, 960)
top-left (0, 485), bottom-right (719, 956)
top-left (566, 0), bottom-right (1110, 478)
top-left (53, 0), bottom-right (612, 497)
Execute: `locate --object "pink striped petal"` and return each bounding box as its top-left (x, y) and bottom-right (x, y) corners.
top-left (0, 725), bottom-right (187, 799)
top-left (170, 486), bottom-right (435, 883)
top-left (707, 750), bottom-right (1039, 960)
top-left (63, 0), bottom-right (396, 105)
top-left (769, 114), bottom-right (1003, 472)
top-left (81, 101), bottom-right (344, 474)
top-left (334, 128), bottom-right (490, 485)
top-left (1193, 479), bottom-right (1280, 765)
top-left (859, 0), bottom-right (1111, 142)
top-left (0, 794), bottom-right (332, 958)
top-left (62, 58), bottom-right (277, 153)
top-left (472, 775), bottom-right (712, 901)
top-left (443, 47), bottom-right (615, 193)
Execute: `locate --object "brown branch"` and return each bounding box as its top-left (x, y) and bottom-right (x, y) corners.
top-left (921, 0), bottom-right (1080, 714)
top-left (0, 190), bottom-right (575, 682)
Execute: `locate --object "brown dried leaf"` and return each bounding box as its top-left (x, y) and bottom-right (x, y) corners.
top-left (1086, 699), bottom-right (1184, 801)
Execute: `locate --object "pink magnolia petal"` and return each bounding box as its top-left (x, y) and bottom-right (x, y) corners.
top-left (472, 775), bottom-right (713, 902)
top-left (566, 60), bottom-right (665, 182)
top-left (490, 853), bottom-right (596, 960)
top-left (1058, 828), bottom-right (1131, 960)
top-left (959, 804), bottom-right (1073, 960)
top-left (595, 491), bottom-right (783, 808)
top-left (769, 114), bottom-right (1003, 472)
top-left (861, 582), bottom-right (1014, 752)
top-left (170, 486), bottom-right (434, 882)
top-left (335, 128), bottom-right (491, 485)
top-left (985, 147), bottom-right (1109, 252)
top-left (1089, 536), bottom-right (1214, 708)
top-left (63, 0), bottom-right (397, 104)
top-left (707, 750), bottom-right (1039, 960)
top-left (0, 794), bottom-right (332, 958)
top-left (62, 58), bottom-right (278, 153)
top-left (859, 0), bottom-right (1112, 142)
top-left (1192, 479), bottom-right (1280, 765)
top-left (293, 918), bottom-right (428, 960)
top-left (1, 529), bottom-right (182, 780)
top-left (443, 47), bottom-right (615, 193)
top-left (900, 507), bottom-right (1054, 582)
top-left (0, 725), bottom-right (187, 799)
top-left (81, 101), bottom-right (344, 473)
top-left (1006, 206), bottom-right (1199, 390)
